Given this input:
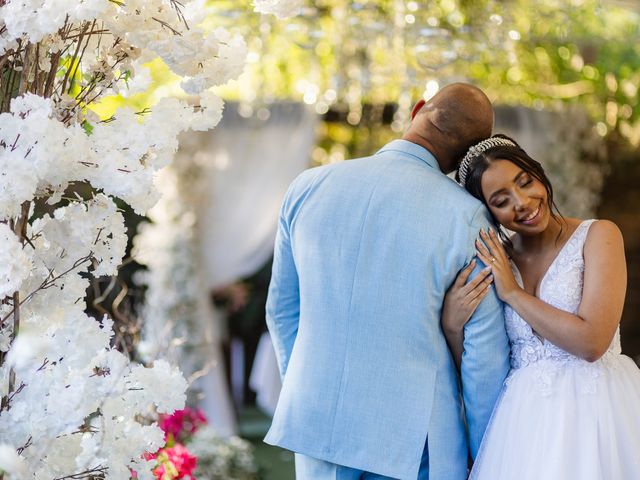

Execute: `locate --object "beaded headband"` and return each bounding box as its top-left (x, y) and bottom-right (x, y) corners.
top-left (457, 137), bottom-right (517, 187)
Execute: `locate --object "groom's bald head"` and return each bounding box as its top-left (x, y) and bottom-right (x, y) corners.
top-left (403, 83), bottom-right (494, 173)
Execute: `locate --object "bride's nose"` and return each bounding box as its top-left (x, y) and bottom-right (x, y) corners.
top-left (513, 191), bottom-right (528, 211)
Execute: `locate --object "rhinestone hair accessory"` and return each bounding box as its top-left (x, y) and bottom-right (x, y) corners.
top-left (457, 137), bottom-right (517, 187)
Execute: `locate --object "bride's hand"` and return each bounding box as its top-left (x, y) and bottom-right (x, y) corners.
top-left (441, 259), bottom-right (494, 335)
top-left (475, 228), bottom-right (522, 303)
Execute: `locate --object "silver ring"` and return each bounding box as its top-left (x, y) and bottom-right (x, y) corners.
top-left (491, 257), bottom-right (497, 263)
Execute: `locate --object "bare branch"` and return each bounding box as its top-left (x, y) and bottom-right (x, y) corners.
top-left (1, 381), bottom-right (26, 413)
top-left (53, 466), bottom-right (107, 480)
top-left (17, 436), bottom-right (32, 455)
top-left (18, 43), bottom-right (35, 96)
top-left (171, 0), bottom-right (190, 31)
top-left (152, 17), bottom-right (182, 35)
top-left (61, 22), bottom-right (90, 95)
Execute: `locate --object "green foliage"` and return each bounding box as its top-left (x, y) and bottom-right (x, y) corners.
top-left (100, 1), bottom-right (640, 146)
top-left (217, 0), bottom-right (640, 145)
top-left (81, 119), bottom-right (94, 135)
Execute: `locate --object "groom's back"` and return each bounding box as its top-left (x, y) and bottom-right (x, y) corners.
top-left (290, 146), bottom-right (478, 337)
top-left (266, 140), bottom-right (496, 479)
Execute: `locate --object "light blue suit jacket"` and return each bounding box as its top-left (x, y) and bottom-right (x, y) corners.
top-left (264, 140), bottom-right (510, 480)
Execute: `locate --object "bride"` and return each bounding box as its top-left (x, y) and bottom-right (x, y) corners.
top-left (441, 134), bottom-right (640, 478)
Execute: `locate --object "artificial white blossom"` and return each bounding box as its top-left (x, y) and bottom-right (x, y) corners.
top-left (127, 359), bottom-right (188, 414)
top-left (254, 0), bottom-right (303, 19)
top-left (0, 223), bottom-right (31, 300)
top-left (191, 91), bottom-right (226, 131)
top-left (0, 0), bottom-right (111, 54)
top-left (30, 194), bottom-right (127, 277)
top-left (0, 443), bottom-right (27, 479)
top-left (190, 426), bottom-right (258, 478)
top-left (175, 28), bottom-right (248, 95)
top-left (0, 0), bottom-right (263, 476)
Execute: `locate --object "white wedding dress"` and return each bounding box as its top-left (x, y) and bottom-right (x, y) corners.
top-left (470, 220), bottom-right (640, 479)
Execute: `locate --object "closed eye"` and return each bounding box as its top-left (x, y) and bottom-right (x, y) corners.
top-left (518, 175), bottom-right (533, 188)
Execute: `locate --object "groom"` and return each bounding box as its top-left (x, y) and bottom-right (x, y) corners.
top-left (265, 83), bottom-right (510, 479)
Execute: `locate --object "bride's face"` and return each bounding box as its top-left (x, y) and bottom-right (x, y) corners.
top-left (480, 159), bottom-right (550, 235)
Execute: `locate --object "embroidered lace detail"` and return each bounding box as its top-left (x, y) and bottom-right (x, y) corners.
top-left (504, 220), bottom-right (622, 394)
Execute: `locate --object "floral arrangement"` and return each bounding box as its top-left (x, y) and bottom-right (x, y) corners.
top-left (143, 407), bottom-right (258, 480)
top-left (133, 145), bottom-right (210, 384)
top-left (0, 0), bottom-right (297, 479)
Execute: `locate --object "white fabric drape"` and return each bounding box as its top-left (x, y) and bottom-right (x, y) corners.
top-left (190, 294), bottom-right (237, 436)
top-left (180, 102), bottom-right (315, 422)
top-left (195, 102), bottom-right (317, 291)
top-left (249, 332), bottom-right (283, 416)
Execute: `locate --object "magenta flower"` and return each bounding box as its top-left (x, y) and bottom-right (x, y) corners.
top-left (158, 407), bottom-right (208, 443)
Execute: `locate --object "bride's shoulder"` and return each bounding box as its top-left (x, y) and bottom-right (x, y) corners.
top-left (582, 219), bottom-right (625, 255)
top-left (584, 218), bottom-right (622, 237)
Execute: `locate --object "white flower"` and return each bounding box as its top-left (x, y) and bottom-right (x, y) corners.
top-left (30, 195), bottom-right (127, 277)
top-left (0, 93), bottom-right (93, 219)
top-left (254, 0), bottom-right (303, 19)
top-left (31, 435), bottom-right (84, 479)
top-left (0, 444), bottom-right (26, 478)
top-left (191, 91), bottom-right (225, 131)
top-left (126, 359), bottom-right (188, 414)
top-left (5, 330), bottom-right (48, 372)
top-left (148, 27), bottom-right (247, 95)
top-left (0, 0), bottom-right (110, 49)
top-left (0, 325), bottom-right (13, 353)
top-left (128, 458), bottom-right (156, 480)
top-left (0, 223), bottom-right (31, 300)
top-left (189, 27), bottom-right (247, 92)
top-left (189, 426), bottom-right (258, 478)
top-left (121, 65), bottom-right (152, 97)
top-left (0, 0), bottom-right (248, 476)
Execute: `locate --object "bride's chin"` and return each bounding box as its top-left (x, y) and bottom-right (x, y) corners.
top-left (509, 212), bottom-right (550, 235)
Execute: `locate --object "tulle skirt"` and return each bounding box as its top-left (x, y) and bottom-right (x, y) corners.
top-left (470, 354), bottom-right (640, 479)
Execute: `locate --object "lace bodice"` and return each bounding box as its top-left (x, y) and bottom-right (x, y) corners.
top-left (506, 219), bottom-right (622, 372)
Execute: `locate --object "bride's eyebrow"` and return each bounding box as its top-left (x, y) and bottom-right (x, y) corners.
top-left (513, 170), bottom-right (527, 182)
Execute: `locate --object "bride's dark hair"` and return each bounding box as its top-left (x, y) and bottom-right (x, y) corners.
top-left (457, 133), bottom-right (565, 251)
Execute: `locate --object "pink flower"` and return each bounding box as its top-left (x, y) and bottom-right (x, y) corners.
top-left (153, 463), bottom-right (168, 479)
top-left (143, 451), bottom-right (158, 461)
top-left (165, 444), bottom-right (197, 479)
top-left (151, 444), bottom-right (197, 480)
top-left (158, 407), bottom-right (207, 443)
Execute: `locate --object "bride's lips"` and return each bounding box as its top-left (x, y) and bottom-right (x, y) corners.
top-left (517, 204), bottom-right (543, 225)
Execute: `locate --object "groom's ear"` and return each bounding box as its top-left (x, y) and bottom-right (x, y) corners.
top-left (410, 99), bottom-right (426, 120)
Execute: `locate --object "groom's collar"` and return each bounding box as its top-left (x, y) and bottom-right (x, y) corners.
top-left (376, 139), bottom-right (442, 172)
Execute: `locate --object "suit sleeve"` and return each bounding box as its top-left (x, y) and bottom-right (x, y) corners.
top-left (460, 204), bottom-right (511, 458)
top-left (266, 185), bottom-right (301, 380)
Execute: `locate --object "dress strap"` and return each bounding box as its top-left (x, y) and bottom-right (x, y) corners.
top-left (574, 219), bottom-right (597, 245)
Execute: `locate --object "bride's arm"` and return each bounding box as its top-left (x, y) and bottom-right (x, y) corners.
top-left (478, 222), bottom-right (626, 362)
top-left (441, 259), bottom-right (494, 369)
